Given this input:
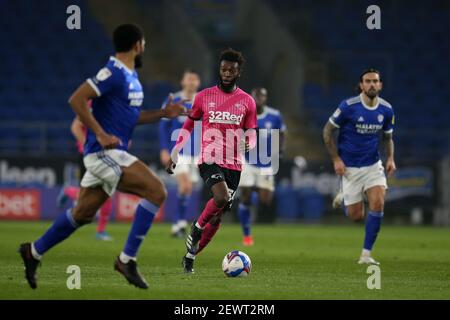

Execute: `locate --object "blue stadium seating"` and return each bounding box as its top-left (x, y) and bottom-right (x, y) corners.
top-left (268, 0), bottom-right (450, 164)
top-left (0, 0), bottom-right (175, 157)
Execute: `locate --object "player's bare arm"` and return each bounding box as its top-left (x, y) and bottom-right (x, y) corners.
top-left (69, 82), bottom-right (121, 149)
top-left (165, 112), bottom-right (197, 174)
top-left (323, 121), bottom-right (345, 176)
top-left (137, 95), bottom-right (188, 124)
top-left (70, 116), bottom-right (86, 146)
top-left (383, 131), bottom-right (396, 177)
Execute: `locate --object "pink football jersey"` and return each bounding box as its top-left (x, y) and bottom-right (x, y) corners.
top-left (189, 86), bottom-right (257, 171)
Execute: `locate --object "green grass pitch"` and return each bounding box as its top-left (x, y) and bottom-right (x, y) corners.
top-left (0, 221), bottom-right (449, 299)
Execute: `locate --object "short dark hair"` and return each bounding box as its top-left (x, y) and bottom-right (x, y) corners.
top-left (113, 24), bottom-right (143, 53)
top-left (183, 69), bottom-right (200, 77)
top-left (359, 68), bottom-right (382, 82)
top-left (219, 48), bottom-right (245, 70)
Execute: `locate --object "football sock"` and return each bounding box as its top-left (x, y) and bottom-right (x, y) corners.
top-left (238, 203), bottom-right (251, 236)
top-left (33, 209), bottom-right (79, 257)
top-left (363, 211), bottom-right (383, 251)
top-left (197, 198), bottom-right (225, 228)
top-left (122, 199), bottom-right (158, 259)
top-left (177, 193), bottom-right (189, 223)
top-left (197, 222), bottom-right (221, 254)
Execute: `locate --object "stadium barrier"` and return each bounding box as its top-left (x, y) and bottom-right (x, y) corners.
top-left (0, 156), bottom-right (436, 223)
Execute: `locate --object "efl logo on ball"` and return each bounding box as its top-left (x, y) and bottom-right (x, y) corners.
top-left (222, 250), bottom-right (252, 277)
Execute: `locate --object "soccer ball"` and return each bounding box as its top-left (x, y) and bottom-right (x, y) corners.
top-left (222, 250), bottom-right (252, 277)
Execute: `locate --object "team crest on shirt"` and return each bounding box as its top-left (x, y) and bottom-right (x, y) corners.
top-left (333, 108), bottom-right (341, 118)
top-left (208, 102), bottom-right (216, 109)
top-left (377, 114), bottom-right (384, 123)
top-left (234, 103), bottom-right (243, 109)
top-left (96, 68), bottom-right (112, 81)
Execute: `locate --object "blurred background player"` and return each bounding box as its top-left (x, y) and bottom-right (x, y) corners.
top-left (322, 69), bottom-right (396, 265)
top-left (159, 70), bottom-right (201, 238)
top-left (58, 105), bottom-right (114, 241)
top-left (166, 48), bottom-right (257, 274)
top-left (18, 23), bottom-right (187, 289)
top-left (237, 87), bottom-right (286, 246)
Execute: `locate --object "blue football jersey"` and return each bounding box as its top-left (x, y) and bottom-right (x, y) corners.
top-left (84, 56), bottom-right (144, 155)
top-left (158, 91), bottom-right (200, 156)
top-left (246, 106), bottom-right (286, 168)
top-left (329, 94), bottom-right (395, 168)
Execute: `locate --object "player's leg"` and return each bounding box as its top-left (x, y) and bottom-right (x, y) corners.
top-left (196, 214), bottom-right (222, 255)
top-left (172, 171), bottom-right (193, 237)
top-left (182, 164), bottom-right (230, 273)
top-left (238, 186), bottom-right (253, 245)
top-left (96, 196), bottom-right (113, 241)
top-left (341, 167), bottom-right (365, 221)
top-left (19, 186), bottom-right (108, 289)
top-left (113, 160), bottom-right (166, 288)
top-left (186, 180), bottom-right (229, 253)
top-left (346, 201), bottom-right (365, 222)
top-left (190, 167), bottom-right (240, 257)
top-left (237, 164), bottom-right (255, 244)
top-left (359, 185), bottom-right (385, 265)
top-left (256, 173), bottom-right (276, 224)
top-left (358, 161), bottom-right (388, 265)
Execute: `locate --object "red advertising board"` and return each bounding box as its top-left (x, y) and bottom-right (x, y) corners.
top-left (115, 193), bottom-right (164, 222)
top-left (0, 189), bottom-right (40, 220)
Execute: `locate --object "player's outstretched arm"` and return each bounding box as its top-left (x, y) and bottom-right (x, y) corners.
top-left (69, 82), bottom-right (121, 149)
top-left (323, 121), bottom-right (345, 176)
top-left (383, 131), bottom-right (396, 177)
top-left (165, 116), bottom-right (196, 174)
top-left (137, 95), bottom-right (188, 125)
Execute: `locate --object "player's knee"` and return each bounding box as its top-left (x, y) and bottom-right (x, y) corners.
top-left (370, 199), bottom-right (384, 212)
top-left (348, 210), bottom-right (364, 222)
top-left (213, 194), bottom-right (230, 208)
top-left (209, 215), bottom-right (222, 226)
top-left (152, 185), bottom-right (168, 206)
top-left (72, 206), bottom-right (95, 225)
top-left (240, 195), bottom-right (251, 206)
top-left (179, 185), bottom-right (192, 196)
top-left (259, 196), bottom-right (272, 206)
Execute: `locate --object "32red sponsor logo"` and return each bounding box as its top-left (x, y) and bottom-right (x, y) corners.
top-left (0, 190), bottom-right (40, 220)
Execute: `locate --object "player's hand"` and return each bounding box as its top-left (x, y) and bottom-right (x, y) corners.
top-left (97, 132), bottom-right (122, 149)
top-left (385, 158), bottom-right (396, 177)
top-left (165, 157), bottom-right (176, 174)
top-left (160, 150), bottom-right (171, 166)
top-left (333, 157), bottom-right (346, 176)
top-left (163, 95), bottom-right (188, 119)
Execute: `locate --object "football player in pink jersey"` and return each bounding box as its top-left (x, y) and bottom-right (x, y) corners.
top-left (166, 48), bottom-right (258, 273)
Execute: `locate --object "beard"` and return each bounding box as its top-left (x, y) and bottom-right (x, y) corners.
top-left (134, 54), bottom-right (143, 69)
top-left (219, 78), bottom-right (238, 92)
top-left (365, 88), bottom-right (379, 99)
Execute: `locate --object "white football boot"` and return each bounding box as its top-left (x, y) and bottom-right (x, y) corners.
top-left (358, 255), bottom-right (380, 266)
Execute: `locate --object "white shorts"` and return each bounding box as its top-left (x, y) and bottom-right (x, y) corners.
top-left (81, 149), bottom-right (138, 196)
top-left (239, 164), bottom-right (275, 192)
top-left (342, 160), bottom-right (387, 206)
top-left (173, 155), bottom-right (200, 183)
